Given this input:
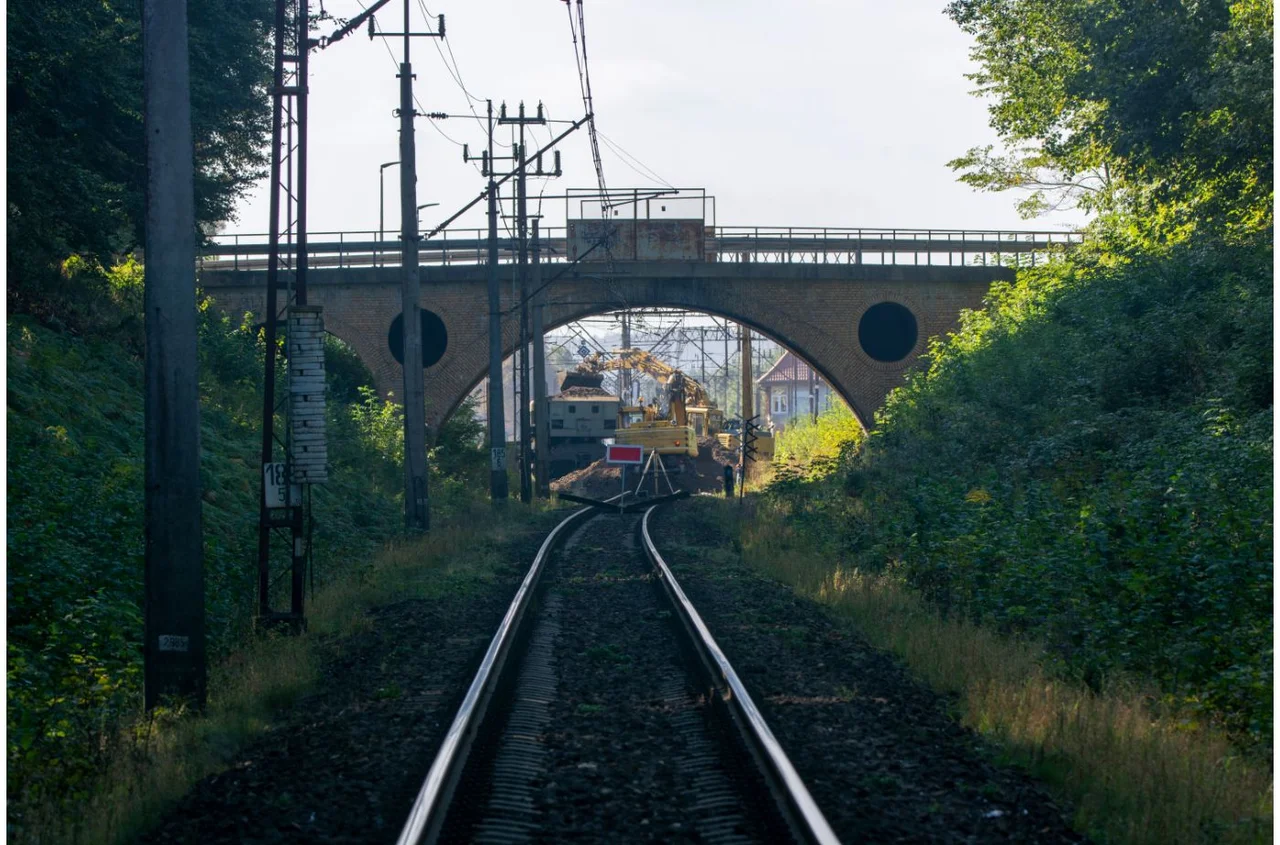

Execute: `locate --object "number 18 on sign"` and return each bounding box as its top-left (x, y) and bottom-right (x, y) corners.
top-left (263, 462), bottom-right (301, 508)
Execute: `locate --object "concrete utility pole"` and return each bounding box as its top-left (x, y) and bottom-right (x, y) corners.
top-left (532, 220), bottom-right (551, 497)
top-left (484, 100), bottom-right (509, 501)
top-left (142, 0), bottom-right (205, 710)
top-left (741, 325), bottom-right (754, 424)
top-left (371, 0), bottom-right (443, 530)
top-left (722, 319), bottom-right (731, 413)
top-left (397, 0), bottom-right (429, 533)
top-left (498, 102), bottom-right (547, 504)
top-left (809, 359), bottom-right (817, 422)
top-left (518, 179), bottom-right (531, 503)
top-left (453, 106), bottom-right (579, 503)
top-left (699, 326), bottom-right (706, 387)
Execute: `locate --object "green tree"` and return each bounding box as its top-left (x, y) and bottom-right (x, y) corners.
top-left (946, 0), bottom-right (1272, 236)
top-left (7, 0), bottom-right (273, 292)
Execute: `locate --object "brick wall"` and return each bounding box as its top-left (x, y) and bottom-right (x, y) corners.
top-left (201, 262), bottom-right (1000, 436)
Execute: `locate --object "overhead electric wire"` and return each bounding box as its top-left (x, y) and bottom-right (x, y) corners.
top-left (597, 130), bottom-right (675, 189)
top-left (564, 0), bottom-right (608, 209)
top-left (357, 0), bottom-right (507, 164)
top-left (564, 0), bottom-right (626, 309)
top-left (417, 0), bottom-right (512, 150)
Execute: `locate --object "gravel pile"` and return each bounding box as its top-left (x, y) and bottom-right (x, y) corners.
top-left (556, 386), bottom-right (614, 398)
top-left (550, 458), bottom-right (623, 499)
top-left (552, 439), bottom-right (736, 500)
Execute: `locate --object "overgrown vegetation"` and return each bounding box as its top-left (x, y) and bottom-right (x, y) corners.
top-left (7, 0), bottom-right (273, 304)
top-left (6, 258), bottom-right (490, 838)
top-left (845, 236), bottom-right (1272, 743)
top-left (702, 497), bottom-right (1271, 844)
top-left (945, 0), bottom-right (1272, 236)
top-left (770, 402), bottom-right (864, 478)
top-left (4, 3), bottom-right (497, 835)
top-left (10, 497), bottom-right (557, 845)
top-left (751, 0), bottom-right (1272, 757)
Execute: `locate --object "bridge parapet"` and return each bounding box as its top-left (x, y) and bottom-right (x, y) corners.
top-left (198, 225), bottom-right (1082, 273)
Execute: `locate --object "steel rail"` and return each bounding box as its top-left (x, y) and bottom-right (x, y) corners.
top-left (639, 505), bottom-right (842, 845)
top-left (394, 501), bottom-right (600, 845)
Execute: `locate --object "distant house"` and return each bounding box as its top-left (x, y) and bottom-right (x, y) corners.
top-left (756, 351), bottom-right (834, 431)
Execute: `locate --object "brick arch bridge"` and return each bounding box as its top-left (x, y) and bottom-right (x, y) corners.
top-left (200, 259), bottom-right (1014, 435)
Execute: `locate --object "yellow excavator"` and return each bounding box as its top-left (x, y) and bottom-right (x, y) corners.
top-left (571, 348), bottom-right (724, 456)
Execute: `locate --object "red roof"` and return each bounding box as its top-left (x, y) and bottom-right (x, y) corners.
top-left (757, 350), bottom-right (821, 385)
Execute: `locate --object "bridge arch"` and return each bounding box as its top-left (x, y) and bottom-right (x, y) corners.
top-left (441, 303), bottom-right (888, 435)
top-left (197, 261), bottom-right (1004, 439)
top-left (419, 271), bottom-right (962, 438)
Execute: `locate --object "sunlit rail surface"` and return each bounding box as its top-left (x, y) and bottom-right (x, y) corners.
top-left (395, 500), bottom-right (840, 844)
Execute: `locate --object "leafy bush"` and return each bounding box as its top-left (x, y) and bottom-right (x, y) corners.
top-left (772, 401), bottom-right (863, 477)
top-left (7, 271), bottom-right (488, 811)
top-left (762, 235), bottom-right (1272, 746)
top-left (7, 0), bottom-right (273, 290)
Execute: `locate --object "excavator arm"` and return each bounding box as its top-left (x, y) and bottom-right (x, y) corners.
top-left (573, 347), bottom-right (716, 427)
top-left (577, 348), bottom-right (678, 383)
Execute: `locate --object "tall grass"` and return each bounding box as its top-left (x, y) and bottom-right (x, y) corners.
top-left (715, 497), bottom-right (1272, 845)
top-left (10, 500), bottom-right (558, 845)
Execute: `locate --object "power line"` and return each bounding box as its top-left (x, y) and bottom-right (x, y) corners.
top-left (357, 0), bottom-right (501, 164)
top-left (597, 130), bottom-right (674, 188)
top-left (565, 0), bottom-right (608, 207)
top-left (417, 0), bottom-right (513, 149)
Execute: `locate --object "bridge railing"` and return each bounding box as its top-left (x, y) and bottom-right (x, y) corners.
top-left (197, 227), bottom-right (572, 272)
top-left (198, 226), bottom-right (1083, 272)
top-left (709, 227), bottom-right (1084, 269)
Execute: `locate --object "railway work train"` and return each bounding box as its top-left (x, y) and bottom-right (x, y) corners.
top-left (532, 348), bottom-right (726, 479)
top-left (533, 387), bottom-right (622, 478)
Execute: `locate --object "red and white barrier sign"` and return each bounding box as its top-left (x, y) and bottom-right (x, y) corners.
top-left (605, 444), bottom-right (644, 465)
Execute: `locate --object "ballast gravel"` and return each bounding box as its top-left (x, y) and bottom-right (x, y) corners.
top-left (140, 512), bottom-right (564, 845)
top-left (650, 502), bottom-right (1087, 844)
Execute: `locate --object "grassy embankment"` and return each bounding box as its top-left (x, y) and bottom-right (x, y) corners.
top-left (41, 504), bottom-right (558, 845)
top-left (736, 233), bottom-right (1272, 843)
top-left (7, 259), bottom-right (547, 842)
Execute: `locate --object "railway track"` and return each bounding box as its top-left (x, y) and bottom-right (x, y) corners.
top-left (395, 500), bottom-right (839, 844)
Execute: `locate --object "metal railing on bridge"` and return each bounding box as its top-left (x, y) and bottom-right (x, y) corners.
top-left (198, 225), bottom-right (1083, 273)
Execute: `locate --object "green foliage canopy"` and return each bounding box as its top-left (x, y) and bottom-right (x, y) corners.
top-left (761, 0), bottom-right (1274, 749)
top-left (7, 0), bottom-right (273, 285)
top-left (946, 0), bottom-right (1273, 234)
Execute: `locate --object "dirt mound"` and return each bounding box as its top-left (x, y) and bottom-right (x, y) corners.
top-left (688, 437), bottom-right (737, 494)
top-left (551, 459), bottom-right (624, 499)
top-left (700, 435), bottom-right (738, 466)
top-left (556, 386), bottom-right (613, 398)
top-left (551, 440), bottom-right (736, 500)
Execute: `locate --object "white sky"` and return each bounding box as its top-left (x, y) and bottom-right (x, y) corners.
top-left (225, 0), bottom-right (1085, 238)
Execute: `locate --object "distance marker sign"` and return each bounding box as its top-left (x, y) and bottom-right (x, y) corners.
top-left (605, 444), bottom-right (644, 465)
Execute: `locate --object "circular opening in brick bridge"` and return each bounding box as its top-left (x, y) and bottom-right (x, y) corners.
top-left (858, 302), bottom-right (918, 362)
top-left (388, 309), bottom-right (448, 368)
